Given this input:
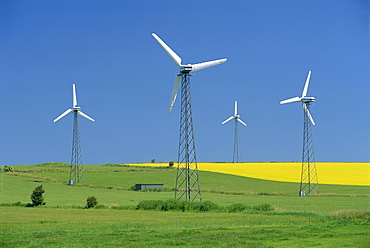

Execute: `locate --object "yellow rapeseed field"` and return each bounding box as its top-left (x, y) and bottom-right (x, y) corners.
top-left (131, 162), bottom-right (369, 186)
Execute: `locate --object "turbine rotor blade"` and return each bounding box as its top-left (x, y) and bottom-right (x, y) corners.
top-left (280, 96), bottom-right (301, 104)
top-left (72, 84), bottom-right (77, 108)
top-left (191, 58), bottom-right (227, 72)
top-left (234, 101), bottom-right (237, 116)
top-left (222, 116), bottom-right (234, 124)
top-left (302, 71), bottom-right (312, 97)
top-left (237, 118), bottom-right (247, 126)
top-left (53, 109), bottom-right (73, 122)
top-left (168, 75), bottom-right (181, 113)
top-left (152, 33), bottom-right (182, 66)
top-left (302, 103), bottom-right (315, 125)
top-left (77, 111), bottom-right (95, 122)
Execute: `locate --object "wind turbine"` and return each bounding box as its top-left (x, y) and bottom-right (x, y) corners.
top-left (54, 84), bottom-right (95, 185)
top-left (152, 33), bottom-right (227, 201)
top-left (280, 71), bottom-right (319, 196)
top-left (222, 101), bottom-right (247, 163)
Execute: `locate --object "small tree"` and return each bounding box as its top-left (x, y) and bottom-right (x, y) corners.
top-left (169, 161), bottom-right (174, 167)
top-left (86, 196), bottom-right (98, 209)
top-left (3, 165), bottom-right (13, 172)
top-left (31, 185), bottom-right (45, 206)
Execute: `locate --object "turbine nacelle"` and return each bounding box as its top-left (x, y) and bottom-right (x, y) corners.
top-left (301, 97), bottom-right (316, 103)
top-left (180, 65), bottom-right (194, 72)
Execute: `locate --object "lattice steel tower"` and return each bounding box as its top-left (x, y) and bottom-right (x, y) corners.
top-left (53, 84), bottom-right (95, 185)
top-left (233, 120), bottom-right (241, 163)
top-left (70, 111), bottom-right (83, 184)
top-left (300, 103), bottom-right (319, 195)
top-left (222, 101), bottom-right (247, 163)
top-left (152, 33), bottom-right (227, 201)
top-left (280, 71), bottom-right (319, 196)
top-left (175, 73), bottom-right (202, 201)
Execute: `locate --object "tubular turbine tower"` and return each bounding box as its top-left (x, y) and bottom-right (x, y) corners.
top-left (222, 101), bottom-right (247, 163)
top-left (54, 84), bottom-right (95, 185)
top-left (280, 71), bottom-right (319, 196)
top-left (152, 33), bottom-right (227, 201)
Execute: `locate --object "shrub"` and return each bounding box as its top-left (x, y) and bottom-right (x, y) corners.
top-left (136, 199), bottom-right (220, 212)
top-left (169, 161), bottom-right (175, 167)
top-left (135, 199), bottom-right (275, 213)
top-left (136, 200), bottom-right (163, 210)
top-left (3, 165), bottom-right (13, 172)
top-left (227, 203), bottom-right (250, 213)
top-left (31, 185), bottom-right (45, 206)
top-left (185, 200), bottom-right (220, 212)
top-left (253, 203), bottom-right (274, 211)
top-left (160, 199), bottom-right (181, 211)
top-left (129, 185), bottom-right (137, 191)
top-left (86, 196), bottom-right (98, 209)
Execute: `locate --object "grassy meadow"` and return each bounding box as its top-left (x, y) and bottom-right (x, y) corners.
top-left (0, 162), bottom-right (369, 247)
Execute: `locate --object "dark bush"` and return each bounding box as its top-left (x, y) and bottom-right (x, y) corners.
top-left (227, 203), bottom-right (250, 213)
top-left (184, 200), bottom-right (220, 212)
top-left (86, 196), bottom-right (98, 209)
top-left (31, 185), bottom-right (45, 206)
top-left (160, 199), bottom-right (179, 211)
top-left (129, 185), bottom-right (137, 191)
top-left (253, 203), bottom-right (274, 211)
top-left (136, 200), bottom-right (163, 210)
top-left (136, 199), bottom-right (220, 212)
top-left (3, 165), bottom-right (13, 172)
top-left (136, 199), bottom-right (274, 213)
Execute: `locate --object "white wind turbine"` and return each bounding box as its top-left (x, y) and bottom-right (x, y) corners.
top-left (152, 33), bottom-right (227, 201)
top-left (222, 101), bottom-right (247, 163)
top-left (53, 84), bottom-right (95, 123)
top-left (280, 71), bottom-right (319, 196)
top-left (54, 84), bottom-right (94, 185)
top-left (152, 33), bottom-right (227, 113)
top-left (280, 71), bottom-right (315, 125)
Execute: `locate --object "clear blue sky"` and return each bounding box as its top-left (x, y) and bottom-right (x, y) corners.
top-left (1, 0), bottom-right (369, 165)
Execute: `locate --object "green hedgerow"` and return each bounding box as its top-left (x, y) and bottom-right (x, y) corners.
top-left (136, 199), bottom-right (220, 212)
top-left (226, 203), bottom-right (251, 213)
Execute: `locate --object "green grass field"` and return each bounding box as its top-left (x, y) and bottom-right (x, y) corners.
top-left (1, 207), bottom-right (369, 248)
top-left (1, 163), bottom-right (369, 247)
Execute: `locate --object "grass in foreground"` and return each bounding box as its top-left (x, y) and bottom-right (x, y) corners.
top-left (0, 206), bottom-right (369, 248)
